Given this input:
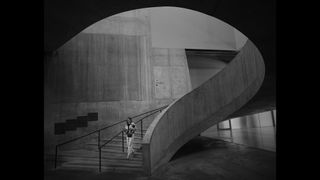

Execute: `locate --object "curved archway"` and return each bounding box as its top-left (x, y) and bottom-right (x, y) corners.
top-left (45, 0), bottom-right (275, 117)
top-left (44, 0), bottom-right (275, 173)
top-left (142, 39), bottom-right (265, 174)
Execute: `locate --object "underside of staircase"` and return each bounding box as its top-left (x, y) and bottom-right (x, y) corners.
top-left (53, 129), bottom-right (147, 174)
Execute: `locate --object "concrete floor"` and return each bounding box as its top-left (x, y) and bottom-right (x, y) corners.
top-left (202, 126), bottom-right (276, 152)
top-left (45, 135), bottom-right (276, 180)
top-left (152, 136), bottom-right (276, 180)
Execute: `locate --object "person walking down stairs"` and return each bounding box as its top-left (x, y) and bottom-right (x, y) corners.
top-left (124, 117), bottom-right (136, 159)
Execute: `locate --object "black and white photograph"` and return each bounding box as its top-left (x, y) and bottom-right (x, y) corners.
top-left (44, 1), bottom-right (276, 179)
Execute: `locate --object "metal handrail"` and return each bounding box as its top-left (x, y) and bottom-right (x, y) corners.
top-left (97, 105), bottom-right (168, 172)
top-left (54, 104), bottom-right (168, 170)
top-left (99, 106), bottom-right (167, 149)
top-left (130, 105), bottom-right (168, 119)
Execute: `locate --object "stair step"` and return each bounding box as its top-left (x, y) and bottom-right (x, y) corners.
top-left (116, 131), bottom-right (146, 136)
top-left (56, 154), bottom-right (142, 162)
top-left (96, 136), bottom-right (145, 143)
top-left (91, 135), bottom-right (144, 143)
top-left (87, 141), bottom-right (143, 148)
top-left (86, 145), bottom-right (142, 151)
top-left (102, 136), bottom-right (145, 141)
top-left (59, 164), bottom-right (144, 173)
top-left (54, 155), bottom-right (142, 164)
top-left (99, 147), bottom-right (142, 154)
top-left (56, 156), bottom-right (142, 163)
top-left (57, 149), bottom-right (142, 157)
top-left (89, 138), bottom-right (143, 145)
top-left (80, 141), bottom-right (143, 151)
top-left (63, 161), bottom-right (142, 169)
top-left (100, 144), bottom-right (142, 153)
top-left (59, 157), bottom-right (142, 165)
top-left (95, 141), bottom-right (143, 149)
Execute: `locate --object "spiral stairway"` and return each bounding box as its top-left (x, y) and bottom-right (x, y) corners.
top-left (142, 39), bottom-right (265, 174)
top-left (45, 0), bottom-right (275, 176)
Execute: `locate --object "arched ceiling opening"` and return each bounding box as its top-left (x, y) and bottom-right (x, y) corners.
top-left (66, 7), bottom-right (248, 51)
top-left (44, 0), bottom-right (275, 117)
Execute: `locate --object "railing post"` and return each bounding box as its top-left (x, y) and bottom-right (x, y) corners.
top-left (98, 130), bottom-right (101, 172)
top-left (99, 147), bottom-right (101, 172)
top-left (122, 131), bottom-right (124, 152)
top-left (271, 110), bottom-right (276, 127)
top-left (141, 120), bottom-right (143, 139)
top-left (54, 145), bottom-right (58, 169)
top-left (98, 130), bottom-right (100, 149)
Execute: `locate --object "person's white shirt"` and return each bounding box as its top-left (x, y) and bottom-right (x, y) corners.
top-left (125, 121), bottom-right (136, 159)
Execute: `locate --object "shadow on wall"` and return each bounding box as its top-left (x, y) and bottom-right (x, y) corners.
top-left (54, 112), bottom-right (98, 135)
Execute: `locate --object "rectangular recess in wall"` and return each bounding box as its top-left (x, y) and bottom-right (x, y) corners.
top-left (54, 123), bottom-right (65, 135)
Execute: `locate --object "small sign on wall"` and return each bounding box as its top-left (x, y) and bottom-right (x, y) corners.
top-left (154, 66), bottom-right (171, 99)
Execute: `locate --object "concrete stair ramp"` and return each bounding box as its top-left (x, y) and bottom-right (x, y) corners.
top-left (142, 40), bottom-right (266, 175)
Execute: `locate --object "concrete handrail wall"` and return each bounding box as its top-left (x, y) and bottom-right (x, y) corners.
top-left (141, 40), bottom-right (265, 174)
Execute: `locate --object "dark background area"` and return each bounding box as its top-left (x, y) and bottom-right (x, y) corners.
top-left (0, 0), bottom-right (312, 179)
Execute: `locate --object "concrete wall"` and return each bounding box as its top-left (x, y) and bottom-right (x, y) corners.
top-left (44, 6), bottom-right (248, 157)
top-left (44, 9), bottom-right (191, 154)
top-left (234, 28), bottom-right (248, 50)
top-left (186, 55), bottom-right (226, 90)
top-left (150, 7), bottom-right (238, 50)
top-left (152, 48), bottom-right (192, 99)
top-left (216, 110), bottom-right (275, 129)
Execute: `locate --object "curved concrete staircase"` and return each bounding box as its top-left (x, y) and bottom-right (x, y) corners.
top-left (142, 40), bottom-right (265, 174)
top-left (51, 40), bottom-right (264, 175)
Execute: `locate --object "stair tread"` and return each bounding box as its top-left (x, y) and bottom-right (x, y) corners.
top-left (61, 162), bottom-right (143, 169)
top-left (57, 149), bottom-right (142, 157)
top-left (98, 134), bottom-right (145, 139)
top-left (54, 156), bottom-right (142, 163)
top-left (59, 164), bottom-right (144, 172)
top-left (111, 135), bottom-right (144, 139)
top-left (100, 147), bottom-right (142, 153)
top-left (57, 156), bottom-right (142, 162)
top-left (62, 159), bottom-right (142, 167)
top-left (97, 143), bottom-right (143, 149)
top-left (88, 139), bottom-right (143, 145)
top-left (97, 137), bottom-right (144, 142)
top-left (87, 142), bottom-right (143, 148)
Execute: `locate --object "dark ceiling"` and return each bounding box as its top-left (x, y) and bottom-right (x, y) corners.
top-left (44, 0), bottom-right (276, 118)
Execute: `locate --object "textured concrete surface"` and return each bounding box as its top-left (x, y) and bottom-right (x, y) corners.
top-left (152, 136), bottom-right (275, 180)
top-left (44, 0), bottom-right (276, 122)
top-left (202, 126), bottom-right (276, 152)
top-left (142, 40), bottom-right (265, 174)
top-left (44, 10), bottom-right (191, 156)
top-left (44, 136), bottom-right (275, 180)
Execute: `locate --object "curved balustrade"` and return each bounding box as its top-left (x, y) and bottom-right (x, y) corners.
top-left (142, 40), bottom-right (265, 174)
top-left (53, 105), bottom-right (168, 170)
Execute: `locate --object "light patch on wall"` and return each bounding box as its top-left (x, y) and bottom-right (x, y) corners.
top-left (81, 9), bottom-right (150, 36)
top-left (171, 66), bottom-right (189, 98)
top-left (234, 28), bottom-right (248, 50)
top-left (150, 7), bottom-right (239, 50)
